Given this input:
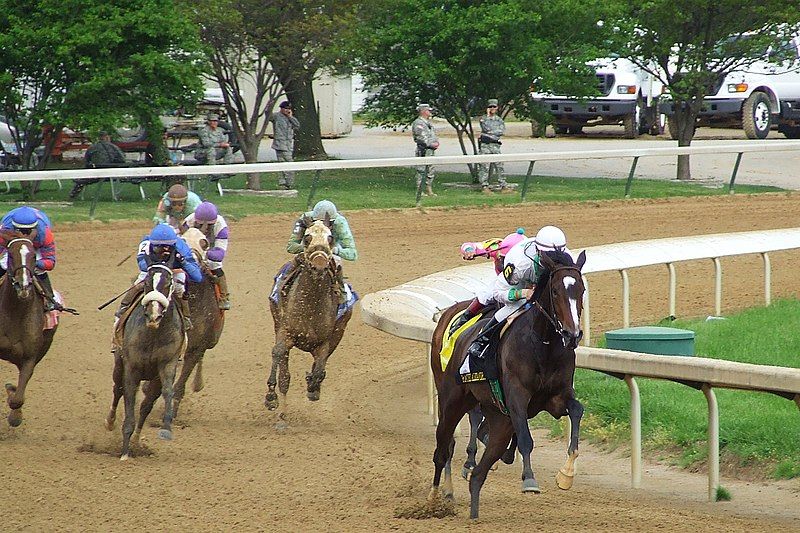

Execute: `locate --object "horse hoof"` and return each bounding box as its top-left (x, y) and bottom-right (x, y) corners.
top-left (120, 454), bottom-right (130, 462)
top-left (191, 381), bottom-right (204, 393)
top-left (4, 383), bottom-right (16, 394)
top-left (7, 410), bottom-right (22, 427)
top-left (521, 478), bottom-right (541, 493)
top-left (461, 466), bottom-right (472, 480)
top-left (264, 393), bottom-right (278, 410)
top-left (104, 418), bottom-right (115, 431)
top-left (158, 429), bottom-right (173, 441)
top-left (556, 470), bottom-right (574, 490)
top-left (306, 391), bottom-right (320, 402)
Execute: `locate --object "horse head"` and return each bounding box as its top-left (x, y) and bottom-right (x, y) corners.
top-left (538, 250), bottom-right (587, 349)
top-left (181, 227), bottom-right (209, 265)
top-left (6, 237), bottom-right (36, 300)
top-left (141, 264), bottom-right (174, 328)
top-left (302, 219), bottom-right (334, 271)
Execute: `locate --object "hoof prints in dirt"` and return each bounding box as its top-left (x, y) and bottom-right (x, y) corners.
top-left (77, 439), bottom-right (156, 458)
top-left (394, 498), bottom-right (457, 519)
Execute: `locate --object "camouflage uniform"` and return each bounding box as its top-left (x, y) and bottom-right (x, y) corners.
top-left (412, 108), bottom-right (438, 190)
top-left (195, 124), bottom-right (233, 166)
top-left (69, 135), bottom-right (127, 198)
top-left (478, 100), bottom-right (507, 188)
top-left (271, 109), bottom-right (301, 188)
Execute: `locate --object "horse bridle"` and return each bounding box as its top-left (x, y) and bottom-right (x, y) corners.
top-left (141, 263), bottom-right (175, 314)
top-left (533, 264), bottom-right (583, 347)
top-left (6, 238), bottom-right (36, 291)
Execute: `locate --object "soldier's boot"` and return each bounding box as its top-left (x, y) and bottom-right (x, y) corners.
top-left (425, 184), bottom-right (437, 197)
top-left (481, 184), bottom-right (494, 195)
top-left (215, 273), bottom-right (231, 310)
top-left (36, 273), bottom-right (57, 312)
top-left (177, 296), bottom-right (193, 331)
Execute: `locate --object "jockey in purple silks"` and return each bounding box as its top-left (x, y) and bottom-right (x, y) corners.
top-left (181, 201), bottom-right (231, 310)
top-left (447, 228), bottom-right (526, 335)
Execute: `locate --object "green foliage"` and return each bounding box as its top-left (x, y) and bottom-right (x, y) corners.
top-left (715, 486), bottom-right (732, 502)
top-left (352, 0), bottom-right (618, 153)
top-left (578, 299), bottom-right (800, 479)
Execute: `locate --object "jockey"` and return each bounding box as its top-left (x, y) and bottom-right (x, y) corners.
top-left (466, 226), bottom-right (571, 390)
top-left (448, 228), bottom-right (526, 335)
top-left (0, 206), bottom-right (58, 311)
top-left (181, 201), bottom-right (231, 310)
top-left (286, 199), bottom-right (356, 302)
top-left (153, 184), bottom-right (202, 230)
top-left (115, 223), bottom-right (202, 331)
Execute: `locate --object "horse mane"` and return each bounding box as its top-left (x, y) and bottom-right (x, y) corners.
top-left (531, 250), bottom-right (576, 301)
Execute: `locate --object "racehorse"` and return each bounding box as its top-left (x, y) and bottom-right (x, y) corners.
top-left (105, 263), bottom-right (186, 460)
top-left (172, 228), bottom-right (225, 419)
top-left (266, 218), bottom-right (352, 423)
top-left (0, 236), bottom-right (56, 426)
top-left (430, 249), bottom-right (587, 519)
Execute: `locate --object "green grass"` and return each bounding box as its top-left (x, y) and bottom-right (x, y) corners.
top-left (0, 163), bottom-right (782, 224)
top-left (534, 298), bottom-right (800, 479)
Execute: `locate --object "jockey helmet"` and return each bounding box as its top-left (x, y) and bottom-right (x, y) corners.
top-left (9, 206), bottom-right (39, 229)
top-left (312, 200), bottom-right (338, 221)
top-left (150, 223), bottom-right (178, 246)
top-left (167, 184), bottom-right (188, 202)
top-left (534, 225), bottom-right (566, 252)
top-left (194, 201), bottom-right (218, 223)
top-left (499, 227), bottom-right (526, 254)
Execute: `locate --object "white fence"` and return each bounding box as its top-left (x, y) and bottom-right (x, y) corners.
top-left (359, 229), bottom-right (800, 501)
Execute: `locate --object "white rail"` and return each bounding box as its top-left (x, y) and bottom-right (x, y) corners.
top-left (359, 229), bottom-right (800, 501)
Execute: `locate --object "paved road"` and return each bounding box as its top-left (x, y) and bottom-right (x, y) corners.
top-left (260, 122), bottom-right (800, 190)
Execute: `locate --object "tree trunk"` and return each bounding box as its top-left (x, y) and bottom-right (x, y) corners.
top-left (283, 71), bottom-right (328, 160)
top-left (674, 104), bottom-right (696, 180)
top-left (239, 131), bottom-right (261, 190)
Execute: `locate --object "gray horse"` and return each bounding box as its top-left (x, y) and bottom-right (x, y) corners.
top-left (0, 236), bottom-right (57, 426)
top-left (173, 228), bottom-right (225, 419)
top-left (266, 219), bottom-right (352, 424)
top-left (105, 263), bottom-right (186, 460)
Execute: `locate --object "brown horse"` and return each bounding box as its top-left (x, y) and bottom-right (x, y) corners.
top-left (266, 219), bottom-right (352, 424)
top-left (430, 249), bottom-right (587, 519)
top-left (0, 236), bottom-right (56, 426)
top-left (172, 228), bottom-right (225, 419)
top-left (105, 263), bottom-right (186, 460)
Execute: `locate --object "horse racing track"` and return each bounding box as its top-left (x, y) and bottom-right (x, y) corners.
top-left (1, 195), bottom-right (799, 530)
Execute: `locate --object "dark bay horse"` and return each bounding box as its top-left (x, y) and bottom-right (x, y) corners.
top-left (105, 263), bottom-right (186, 460)
top-left (172, 228), bottom-right (225, 419)
top-left (266, 219), bottom-right (352, 424)
top-left (430, 250), bottom-right (587, 519)
top-left (0, 236), bottom-right (56, 426)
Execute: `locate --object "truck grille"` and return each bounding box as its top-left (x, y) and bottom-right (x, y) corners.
top-left (596, 74), bottom-right (615, 96)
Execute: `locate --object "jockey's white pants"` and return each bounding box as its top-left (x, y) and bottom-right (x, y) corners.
top-left (475, 285), bottom-right (494, 306)
top-left (207, 259), bottom-right (223, 271)
top-left (492, 272), bottom-right (527, 322)
top-left (136, 270), bottom-right (187, 297)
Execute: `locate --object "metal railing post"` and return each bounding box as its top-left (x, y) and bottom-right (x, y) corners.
top-left (621, 269), bottom-right (630, 327)
top-left (667, 263), bottom-right (677, 318)
top-left (520, 161), bottom-right (535, 201)
top-left (728, 152), bottom-right (744, 194)
top-left (624, 156), bottom-right (640, 198)
top-left (702, 384), bottom-right (720, 501)
top-left (625, 375), bottom-right (642, 488)
top-left (762, 252), bottom-right (771, 306)
top-left (713, 257), bottom-right (722, 317)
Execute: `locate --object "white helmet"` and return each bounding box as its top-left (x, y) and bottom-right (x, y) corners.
top-left (534, 225), bottom-right (566, 252)
top-left (312, 200), bottom-right (338, 221)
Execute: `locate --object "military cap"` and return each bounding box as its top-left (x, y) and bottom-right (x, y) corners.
top-left (487, 99), bottom-right (499, 107)
top-left (207, 113), bottom-right (220, 121)
top-left (416, 103), bottom-right (431, 112)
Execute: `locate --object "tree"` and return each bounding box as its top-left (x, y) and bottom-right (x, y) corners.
top-left (351, 0), bottom-right (616, 171)
top-left (0, 0), bottom-right (203, 196)
top-left (614, 1), bottom-right (800, 179)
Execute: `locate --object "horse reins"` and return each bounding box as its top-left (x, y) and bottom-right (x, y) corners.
top-left (536, 264), bottom-right (583, 342)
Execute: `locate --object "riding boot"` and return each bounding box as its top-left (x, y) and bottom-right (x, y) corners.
top-left (467, 317), bottom-right (501, 362)
top-left (36, 273), bottom-right (57, 312)
top-left (177, 296), bottom-right (193, 331)
top-left (215, 273), bottom-right (231, 310)
top-left (448, 298), bottom-right (485, 336)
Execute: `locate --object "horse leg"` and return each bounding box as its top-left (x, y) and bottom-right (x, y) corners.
top-left (507, 390), bottom-right (540, 493)
top-left (306, 342), bottom-right (331, 402)
top-left (192, 358), bottom-right (204, 392)
top-left (120, 370), bottom-right (140, 461)
top-left (136, 378), bottom-right (162, 446)
top-left (430, 392), bottom-right (470, 503)
top-left (275, 345), bottom-right (291, 427)
top-left (105, 353), bottom-right (125, 431)
top-left (556, 397), bottom-right (584, 490)
top-left (5, 358), bottom-right (36, 427)
top-left (462, 406), bottom-right (483, 480)
top-left (502, 433), bottom-right (518, 465)
top-left (158, 359), bottom-right (178, 441)
top-left (265, 335), bottom-right (290, 411)
top-left (173, 348), bottom-right (201, 420)
top-left (468, 407), bottom-right (514, 519)
top-left (442, 436), bottom-right (456, 500)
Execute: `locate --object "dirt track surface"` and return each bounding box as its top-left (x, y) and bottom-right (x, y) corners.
top-left (2, 194), bottom-right (800, 531)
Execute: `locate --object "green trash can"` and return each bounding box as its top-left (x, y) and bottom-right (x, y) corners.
top-left (605, 326), bottom-right (695, 356)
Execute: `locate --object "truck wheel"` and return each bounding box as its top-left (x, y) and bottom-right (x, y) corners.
top-left (623, 105), bottom-right (641, 139)
top-left (554, 125), bottom-right (569, 135)
top-left (567, 125), bottom-right (583, 134)
top-left (742, 92), bottom-right (772, 139)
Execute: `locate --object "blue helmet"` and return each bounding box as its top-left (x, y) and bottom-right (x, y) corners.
top-left (150, 223), bottom-right (177, 246)
top-left (10, 206), bottom-right (39, 229)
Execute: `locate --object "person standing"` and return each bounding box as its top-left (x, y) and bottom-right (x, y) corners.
top-left (477, 99), bottom-right (512, 194)
top-left (412, 103), bottom-right (439, 197)
top-left (270, 101), bottom-right (301, 190)
top-left (195, 114), bottom-right (234, 166)
top-left (69, 131), bottom-right (127, 198)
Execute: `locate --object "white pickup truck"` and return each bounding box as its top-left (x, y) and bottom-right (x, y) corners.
top-left (531, 57), bottom-right (663, 138)
top-left (661, 35), bottom-right (800, 139)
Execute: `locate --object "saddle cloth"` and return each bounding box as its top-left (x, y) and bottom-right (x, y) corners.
top-left (439, 309), bottom-right (483, 372)
top-left (269, 261), bottom-right (359, 320)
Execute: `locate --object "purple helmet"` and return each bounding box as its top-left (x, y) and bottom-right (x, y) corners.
top-left (194, 201), bottom-right (218, 223)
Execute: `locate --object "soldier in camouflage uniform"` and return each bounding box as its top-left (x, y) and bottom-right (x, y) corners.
top-left (412, 103), bottom-right (439, 197)
top-left (477, 99), bottom-right (512, 194)
top-left (270, 101), bottom-right (301, 190)
top-left (195, 114), bottom-right (233, 166)
top-left (69, 131), bottom-right (127, 198)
